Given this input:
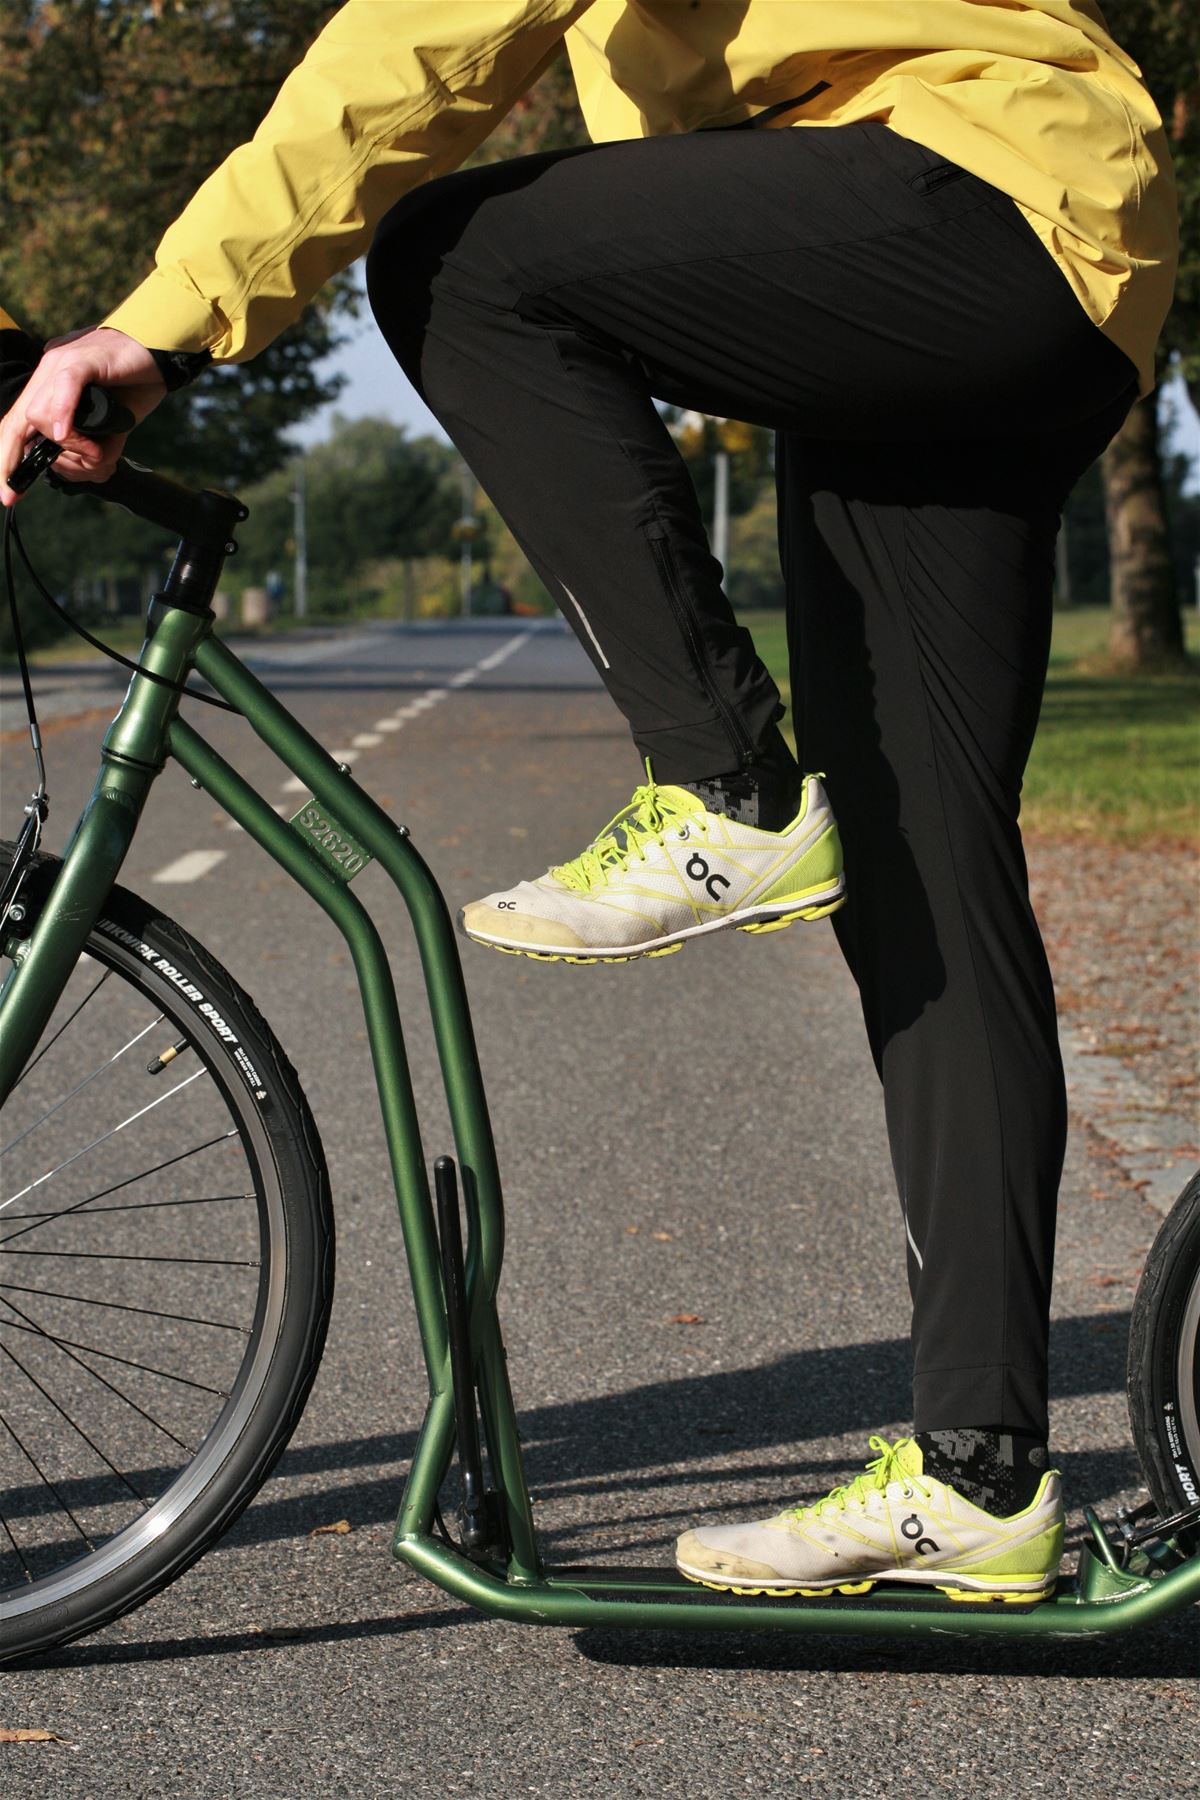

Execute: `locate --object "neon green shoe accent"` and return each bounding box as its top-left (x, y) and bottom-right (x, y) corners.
top-left (737, 888), bottom-right (846, 932)
top-left (754, 818), bottom-right (844, 909)
top-left (946, 1513), bottom-right (1064, 1580)
top-left (936, 1582), bottom-right (1055, 1604)
top-left (550, 761), bottom-right (704, 894)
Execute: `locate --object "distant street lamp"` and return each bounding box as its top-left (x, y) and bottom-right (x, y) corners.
top-left (666, 410), bottom-right (753, 579)
top-left (455, 461), bottom-right (478, 616)
top-left (291, 460), bottom-right (308, 620)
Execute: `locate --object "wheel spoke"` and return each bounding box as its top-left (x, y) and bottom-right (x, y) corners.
top-left (0, 1308), bottom-right (228, 1397)
top-left (9, 965), bottom-right (112, 1092)
top-left (0, 1280), bottom-right (248, 1333)
top-left (0, 1506), bottom-right (33, 1581)
top-left (2, 1192), bottom-right (251, 1225)
top-left (1, 1066), bottom-right (213, 1215)
top-left (0, 1130), bottom-right (239, 1247)
top-left (0, 1293), bottom-right (191, 1451)
top-left (0, 1339), bottom-right (148, 1508)
top-left (2, 1249), bottom-right (259, 1266)
top-left (1, 1013), bottom-right (165, 1158)
top-left (0, 1407), bottom-right (95, 1552)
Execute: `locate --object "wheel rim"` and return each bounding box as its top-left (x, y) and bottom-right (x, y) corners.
top-left (1175, 1252), bottom-right (1200, 1488)
top-left (1, 933), bottom-right (287, 1622)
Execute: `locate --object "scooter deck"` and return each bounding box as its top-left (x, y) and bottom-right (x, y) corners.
top-left (397, 1534), bottom-right (1200, 1639)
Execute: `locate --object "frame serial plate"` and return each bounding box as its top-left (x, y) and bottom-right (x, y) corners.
top-left (290, 798), bottom-right (374, 881)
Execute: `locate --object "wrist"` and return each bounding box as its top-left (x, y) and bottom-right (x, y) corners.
top-left (147, 346), bottom-right (213, 393)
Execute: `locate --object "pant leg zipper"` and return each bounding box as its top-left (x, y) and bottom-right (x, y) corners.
top-left (647, 530), bottom-right (757, 769)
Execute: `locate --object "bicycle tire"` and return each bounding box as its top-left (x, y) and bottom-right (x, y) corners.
top-left (1127, 1168), bottom-right (1200, 1552)
top-left (1, 845), bottom-right (334, 1663)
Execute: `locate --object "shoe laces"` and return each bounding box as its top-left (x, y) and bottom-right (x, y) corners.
top-left (787, 1435), bottom-right (927, 1521)
top-left (551, 763), bottom-right (701, 893)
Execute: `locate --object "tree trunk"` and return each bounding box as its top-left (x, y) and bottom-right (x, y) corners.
top-left (1101, 391), bottom-right (1185, 668)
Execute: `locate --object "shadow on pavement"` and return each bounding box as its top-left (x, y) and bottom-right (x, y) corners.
top-left (19, 1605), bottom-right (474, 1671)
top-left (23, 1311), bottom-right (1192, 1675)
top-left (223, 1310), bottom-right (1136, 1546)
top-left (572, 1612), bottom-right (1200, 1680)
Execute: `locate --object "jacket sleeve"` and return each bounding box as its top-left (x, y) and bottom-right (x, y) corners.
top-left (102, 0), bottom-right (593, 363)
top-left (0, 305), bottom-right (42, 416)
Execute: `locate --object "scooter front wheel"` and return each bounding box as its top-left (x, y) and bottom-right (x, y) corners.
top-left (1127, 1169), bottom-right (1200, 1552)
top-left (0, 848), bottom-right (334, 1663)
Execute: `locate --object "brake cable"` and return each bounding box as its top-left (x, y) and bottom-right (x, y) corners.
top-left (7, 505), bottom-right (238, 712)
top-left (1, 509), bottom-right (49, 927)
top-left (2, 500), bottom-right (240, 930)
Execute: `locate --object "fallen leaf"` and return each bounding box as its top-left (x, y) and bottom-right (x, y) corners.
top-left (309, 1519), bottom-right (352, 1536)
top-left (0, 1729), bottom-right (60, 1743)
top-left (670, 1313), bottom-right (704, 1325)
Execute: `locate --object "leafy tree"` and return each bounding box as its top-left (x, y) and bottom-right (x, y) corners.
top-left (1100, 1), bottom-right (1199, 666)
top-left (0, 0), bottom-right (350, 487)
top-left (230, 415), bottom-right (461, 614)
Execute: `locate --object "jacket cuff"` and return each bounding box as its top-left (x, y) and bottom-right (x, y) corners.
top-left (102, 272), bottom-right (228, 359)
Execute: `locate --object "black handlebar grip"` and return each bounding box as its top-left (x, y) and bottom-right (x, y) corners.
top-left (73, 386), bottom-right (136, 438)
top-left (7, 385), bottom-right (136, 496)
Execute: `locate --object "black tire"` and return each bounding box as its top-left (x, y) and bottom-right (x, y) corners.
top-left (1127, 1169), bottom-right (1200, 1551)
top-left (1, 847), bottom-right (334, 1663)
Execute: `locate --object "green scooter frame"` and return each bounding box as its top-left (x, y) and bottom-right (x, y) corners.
top-left (3, 474), bottom-right (1198, 1644)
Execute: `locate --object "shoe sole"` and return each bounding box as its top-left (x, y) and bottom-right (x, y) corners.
top-left (458, 879), bottom-right (846, 964)
top-left (676, 1563), bottom-right (1056, 1604)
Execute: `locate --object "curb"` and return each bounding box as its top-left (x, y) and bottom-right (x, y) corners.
top-left (1062, 1029), bottom-right (1198, 1217)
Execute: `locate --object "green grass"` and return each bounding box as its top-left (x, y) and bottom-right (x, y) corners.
top-left (740, 606), bottom-right (1200, 843)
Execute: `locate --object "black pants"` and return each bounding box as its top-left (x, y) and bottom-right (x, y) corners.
top-left (368, 121), bottom-right (1137, 1437)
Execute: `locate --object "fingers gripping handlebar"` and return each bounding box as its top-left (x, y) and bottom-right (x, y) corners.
top-left (8, 387), bottom-right (136, 496)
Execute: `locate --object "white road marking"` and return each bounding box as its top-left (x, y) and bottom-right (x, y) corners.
top-left (274, 628), bottom-right (532, 803)
top-left (152, 849), bottom-right (227, 884)
top-left (476, 633), bottom-right (531, 672)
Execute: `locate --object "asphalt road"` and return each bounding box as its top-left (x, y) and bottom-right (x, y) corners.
top-left (1, 619), bottom-right (1196, 1798)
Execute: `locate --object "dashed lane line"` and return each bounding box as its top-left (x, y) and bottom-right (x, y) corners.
top-left (167, 631), bottom-right (534, 880)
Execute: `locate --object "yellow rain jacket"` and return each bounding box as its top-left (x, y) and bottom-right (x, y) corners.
top-left (98, 1), bottom-right (1176, 393)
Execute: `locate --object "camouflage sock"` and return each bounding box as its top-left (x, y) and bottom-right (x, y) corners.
top-left (680, 725), bottom-right (802, 831)
top-left (914, 1428), bottom-right (1050, 1516)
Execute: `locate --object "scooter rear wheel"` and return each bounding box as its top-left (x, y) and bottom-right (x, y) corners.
top-left (1127, 1169), bottom-right (1200, 1552)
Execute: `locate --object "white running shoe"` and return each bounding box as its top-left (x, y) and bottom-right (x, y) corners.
top-left (675, 1437), bottom-right (1064, 1603)
top-left (459, 769), bottom-right (844, 963)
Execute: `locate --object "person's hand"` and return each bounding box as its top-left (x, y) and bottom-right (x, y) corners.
top-left (0, 326), bottom-right (167, 507)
